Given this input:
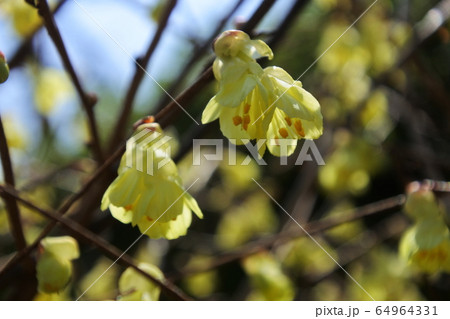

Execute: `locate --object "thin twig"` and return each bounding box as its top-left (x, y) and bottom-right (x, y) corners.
top-left (9, 0), bottom-right (69, 69)
top-left (168, 194), bottom-right (406, 280)
top-left (267, 0), bottom-right (311, 49)
top-left (153, 0), bottom-right (246, 113)
top-left (107, 0), bottom-right (178, 154)
top-left (37, 0), bottom-right (103, 162)
top-left (308, 214), bottom-right (408, 285)
top-left (0, 143), bottom-right (125, 280)
top-left (0, 116), bottom-right (27, 251)
top-left (0, 185), bottom-right (191, 301)
top-left (240, 0), bottom-right (276, 34)
top-left (153, 0), bottom-right (277, 127)
top-left (373, 0), bottom-right (450, 87)
top-left (0, 0), bottom-right (281, 290)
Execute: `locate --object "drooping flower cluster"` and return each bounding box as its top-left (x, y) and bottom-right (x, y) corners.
top-left (399, 189), bottom-right (450, 274)
top-left (102, 122), bottom-right (203, 240)
top-left (202, 30), bottom-right (323, 157)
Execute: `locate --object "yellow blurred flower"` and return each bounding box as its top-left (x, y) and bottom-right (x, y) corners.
top-left (34, 68), bottom-right (74, 115)
top-left (101, 123), bottom-right (202, 240)
top-left (36, 236), bottom-right (79, 294)
top-left (1, 0), bottom-right (41, 37)
top-left (118, 263), bottom-right (164, 301)
top-left (242, 252), bottom-right (295, 301)
top-left (216, 193), bottom-right (278, 249)
top-left (400, 218), bottom-right (450, 274)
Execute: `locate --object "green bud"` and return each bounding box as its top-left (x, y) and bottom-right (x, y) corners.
top-left (214, 30), bottom-right (249, 58)
top-left (0, 51), bottom-right (9, 84)
top-left (404, 190), bottom-right (441, 221)
top-left (36, 254), bottom-right (72, 293)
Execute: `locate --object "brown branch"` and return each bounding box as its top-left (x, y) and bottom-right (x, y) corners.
top-left (154, 0), bottom-right (277, 127)
top-left (407, 179), bottom-right (450, 193)
top-left (168, 194), bottom-right (406, 280)
top-left (0, 143), bottom-right (125, 281)
top-left (267, 0), bottom-right (311, 49)
top-left (9, 0), bottom-right (69, 69)
top-left (0, 116), bottom-right (27, 251)
top-left (375, 0), bottom-right (450, 85)
top-left (0, 0), bottom-right (280, 292)
top-left (107, 0), bottom-right (178, 154)
top-left (0, 184), bottom-right (192, 301)
top-left (308, 214), bottom-right (408, 285)
top-left (37, 0), bottom-right (103, 162)
top-left (240, 0), bottom-right (276, 34)
top-left (153, 0), bottom-right (246, 113)
top-left (155, 65), bottom-right (214, 127)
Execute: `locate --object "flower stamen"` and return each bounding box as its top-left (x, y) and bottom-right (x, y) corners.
top-left (294, 120), bottom-right (305, 137)
top-left (232, 116), bottom-right (243, 126)
top-left (244, 103), bottom-right (251, 114)
top-left (279, 128), bottom-right (289, 138)
top-left (243, 114), bottom-right (250, 130)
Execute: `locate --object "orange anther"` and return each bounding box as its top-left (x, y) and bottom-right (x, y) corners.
top-left (232, 116), bottom-right (242, 126)
top-left (279, 128), bottom-right (289, 138)
top-left (294, 120), bottom-right (305, 137)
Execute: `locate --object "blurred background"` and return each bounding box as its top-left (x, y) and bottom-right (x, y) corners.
top-left (0, 0), bottom-right (449, 300)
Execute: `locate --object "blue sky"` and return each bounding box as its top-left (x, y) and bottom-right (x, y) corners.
top-left (0, 0), bottom-right (294, 156)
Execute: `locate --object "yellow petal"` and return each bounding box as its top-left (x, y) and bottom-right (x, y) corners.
top-left (109, 205), bottom-right (133, 224)
top-left (245, 39), bottom-right (274, 60)
top-left (40, 236), bottom-right (79, 260)
top-left (184, 192), bottom-right (203, 219)
top-left (202, 96), bottom-right (222, 124)
top-left (216, 74), bottom-right (258, 108)
top-left (141, 178), bottom-right (185, 223)
top-left (137, 204), bottom-right (192, 240)
top-left (107, 169), bottom-right (143, 208)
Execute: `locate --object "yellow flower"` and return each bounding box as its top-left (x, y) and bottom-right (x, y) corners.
top-left (202, 30), bottom-right (323, 157)
top-left (202, 30), bottom-right (273, 145)
top-left (242, 252), bottom-right (295, 301)
top-left (400, 218), bottom-right (450, 274)
top-left (118, 263), bottom-right (164, 301)
top-left (101, 123), bottom-right (202, 240)
top-left (34, 67), bottom-right (74, 115)
top-left (36, 236), bottom-right (79, 293)
top-left (1, 0), bottom-right (42, 37)
top-left (263, 67), bottom-right (323, 156)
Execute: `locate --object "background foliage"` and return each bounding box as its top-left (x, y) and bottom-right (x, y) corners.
top-left (0, 0), bottom-right (449, 301)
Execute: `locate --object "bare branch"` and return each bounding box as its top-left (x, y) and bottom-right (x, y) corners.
top-left (107, 0), bottom-right (179, 154)
top-left (37, 0), bottom-right (103, 162)
top-left (0, 184), bottom-right (192, 301)
top-left (0, 143), bottom-right (125, 281)
top-left (0, 116), bottom-right (27, 251)
top-left (153, 0), bottom-right (246, 113)
top-left (9, 0), bottom-right (69, 69)
top-left (168, 194), bottom-right (406, 280)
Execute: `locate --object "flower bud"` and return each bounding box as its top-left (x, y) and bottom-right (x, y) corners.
top-left (214, 30), bottom-right (249, 58)
top-left (0, 51), bottom-right (10, 84)
top-left (36, 254), bottom-right (72, 293)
